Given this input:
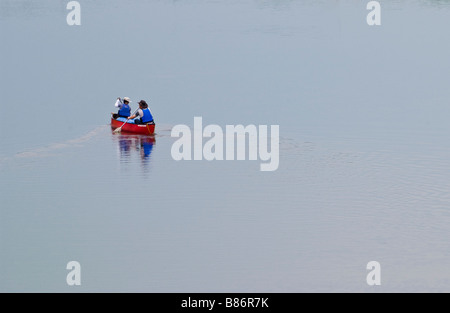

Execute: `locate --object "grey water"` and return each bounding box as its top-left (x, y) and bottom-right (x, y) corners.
top-left (2, 0), bottom-right (450, 292)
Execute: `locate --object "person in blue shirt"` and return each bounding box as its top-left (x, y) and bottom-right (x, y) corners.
top-left (116, 97), bottom-right (132, 118)
top-left (128, 100), bottom-right (154, 125)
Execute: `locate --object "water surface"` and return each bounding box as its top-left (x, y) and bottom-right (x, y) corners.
top-left (2, 0), bottom-right (450, 292)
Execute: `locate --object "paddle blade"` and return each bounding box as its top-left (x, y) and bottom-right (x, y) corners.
top-left (113, 120), bottom-right (127, 133)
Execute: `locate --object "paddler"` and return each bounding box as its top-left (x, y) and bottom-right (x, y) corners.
top-left (116, 97), bottom-right (132, 118)
top-left (127, 100), bottom-right (155, 125)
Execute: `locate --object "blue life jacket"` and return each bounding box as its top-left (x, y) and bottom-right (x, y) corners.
top-left (141, 108), bottom-right (153, 123)
top-left (118, 103), bottom-right (131, 117)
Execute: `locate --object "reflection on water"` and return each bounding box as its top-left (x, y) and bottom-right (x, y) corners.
top-left (112, 132), bottom-right (156, 170)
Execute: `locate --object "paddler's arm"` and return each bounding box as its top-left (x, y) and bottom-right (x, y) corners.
top-left (128, 109), bottom-right (142, 120)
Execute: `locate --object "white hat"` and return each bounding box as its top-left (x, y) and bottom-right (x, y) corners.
top-left (123, 97), bottom-right (131, 103)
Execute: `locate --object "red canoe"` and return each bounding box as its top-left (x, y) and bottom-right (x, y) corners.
top-left (111, 114), bottom-right (156, 135)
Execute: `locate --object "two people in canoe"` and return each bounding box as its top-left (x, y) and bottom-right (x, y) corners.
top-left (115, 97), bottom-right (155, 125)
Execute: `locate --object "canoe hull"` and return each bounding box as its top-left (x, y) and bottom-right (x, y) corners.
top-left (111, 115), bottom-right (155, 135)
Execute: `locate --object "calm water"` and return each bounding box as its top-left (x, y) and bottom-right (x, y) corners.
top-left (2, 0), bottom-right (450, 292)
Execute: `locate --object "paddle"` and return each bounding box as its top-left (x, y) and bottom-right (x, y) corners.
top-left (113, 107), bottom-right (138, 134)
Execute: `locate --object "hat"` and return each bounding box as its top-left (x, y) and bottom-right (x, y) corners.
top-left (123, 97), bottom-right (131, 103)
